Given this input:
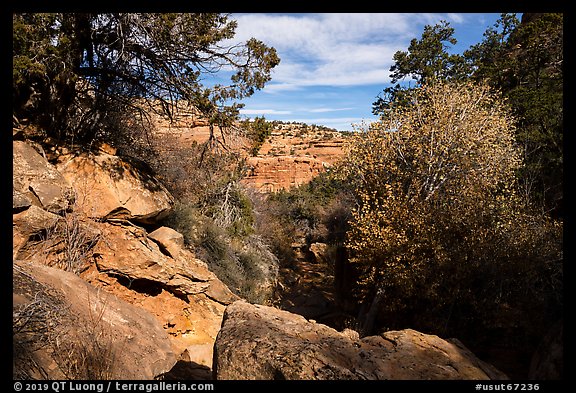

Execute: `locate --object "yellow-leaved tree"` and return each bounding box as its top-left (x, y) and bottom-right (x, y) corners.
top-left (341, 81), bottom-right (562, 344)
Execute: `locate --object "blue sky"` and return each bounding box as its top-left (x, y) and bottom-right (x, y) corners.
top-left (220, 13), bottom-right (510, 131)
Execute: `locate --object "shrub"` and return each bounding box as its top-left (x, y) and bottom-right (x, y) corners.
top-left (20, 205), bottom-right (100, 276)
top-left (13, 266), bottom-right (116, 379)
top-left (240, 116), bottom-right (273, 156)
top-left (264, 170), bottom-right (353, 246)
top-left (13, 13), bottom-right (279, 150)
top-left (340, 81), bottom-right (563, 348)
top-left (250, 191), bottom-right (298, 266)
top-left (161, 200), bottom-right (278, 304)
top-left (49, 212), bottom-right (100, 274)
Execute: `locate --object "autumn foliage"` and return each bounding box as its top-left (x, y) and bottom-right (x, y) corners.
top-left (341, 81), bottom-right (562, 346)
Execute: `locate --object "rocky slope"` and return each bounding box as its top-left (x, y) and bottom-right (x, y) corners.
top-left (13, 260), bottom-right (176, 379)
top-left (13, 134), bottom-right (236, 379)
top-left (13, 123), bottom-right (511, 380)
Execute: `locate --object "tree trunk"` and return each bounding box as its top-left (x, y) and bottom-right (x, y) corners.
top-left (359, 288), bottom-right (385, 336)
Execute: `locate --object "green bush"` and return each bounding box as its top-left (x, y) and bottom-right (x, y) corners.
top-left (265, 169), bottom-right (353, 245)
top-left (161, 200), bottom-right (278, 304)
top-left (240, 116), bottom-right (273, 156)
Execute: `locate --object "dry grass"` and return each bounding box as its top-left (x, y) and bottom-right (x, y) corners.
top-left (19, 190), bottom-right (101, 275)
top-left (13, 265), bottom-right (117, 380)
top-left (13, 265), bottom-right (67, 379)
top-left (45, 211), bottom-right (100, 274)
top-left (53, 290), bottom-right (117, 380)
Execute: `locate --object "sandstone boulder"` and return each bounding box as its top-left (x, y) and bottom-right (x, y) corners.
top-left (13, 205), bottom-right (61, 259)
top-left (13, 204), bottom-right (60, 237)
top-left (55, 151), bottom-right (174, 224)
top-left (13, 140), bottom-right (74, 214)
top-left (81, 260), bottom-right (227, 378)
top-left (13, 188), bottom-right (32, 211)
top-left (213, 300), bottom-right (509, 380)
top-left (149, 226), bottom-right (187, 259)
top-left (308, 242), bottom-right (329, 264)
top-left (13, 260), bottom-right (177, 380)
top-left (93, 223), bottom-right (238, 305)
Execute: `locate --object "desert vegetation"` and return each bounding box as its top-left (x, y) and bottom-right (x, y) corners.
top-left (13, 265), bottom-right (117, 379)
top-left (339, 82), bottom-right (562, 367)
top-left (253, 14), bottom-right (563, 378)
top-left (13, 12), bottom-right (562, 379)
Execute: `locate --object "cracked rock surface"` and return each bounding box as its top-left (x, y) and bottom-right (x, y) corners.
top-left (213, 300), bottom-right (509, 380)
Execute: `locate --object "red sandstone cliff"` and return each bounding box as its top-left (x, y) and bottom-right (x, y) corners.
top-left (153, 107), bottom-right (347, 193)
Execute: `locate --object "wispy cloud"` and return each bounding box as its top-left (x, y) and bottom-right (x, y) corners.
top-left (226, 13), bottom-right (500, 131)
top-left (308, 107), bottom-right (354, 113)
top-left (230, 13), bottom-right (468, 89)
top-left (239, 108), bottom-right (292, 115)
top-left (446, 13), bottom-right (466, 24)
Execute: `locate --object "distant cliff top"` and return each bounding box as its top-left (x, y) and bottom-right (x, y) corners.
top-left (152, 105), bottom-right (350, 193)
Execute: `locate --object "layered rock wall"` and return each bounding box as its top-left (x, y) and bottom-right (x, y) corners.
top-left (243, 155), bottom-right (328, 192)
top-left (151, 109), bottom-right (348, 193)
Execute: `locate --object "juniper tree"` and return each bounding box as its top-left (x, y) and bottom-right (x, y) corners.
top-left (13, 13), bottom-right (280, 149)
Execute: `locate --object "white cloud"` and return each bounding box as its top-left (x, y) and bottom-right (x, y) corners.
top-left (239, 108), bottom-right (292, 115)
top-left (226, 13), bottom-right (491, 131)
top-left (229, 13), bottom-right (464, 89)
top-left (446, 13), bottom-right (469, 24)
top-left (257, 82), bottom-right (304, 93)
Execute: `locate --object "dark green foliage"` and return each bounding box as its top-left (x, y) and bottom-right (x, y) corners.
top-left (160, 200), bottom-right (278, 304)
top-left (388, 20), bottom-right (471, 85)
top-left (267, 170), bottom-right (353, 244)
top-left (205, 181), bottom-right (256, 238)
top-left (372, 20), bottom-right (471, 117)
top-left (464, 13), bottom-right (520, 87)
top-left (467, 13), bottom-right (563, 216)
top-left (13, 14), bottom-right (80, 139)
top-left (241, 116), bottom-right (274, 156)
top-left (374, 13), bottom-right (563, 217)
top-left (13, 13), bottom-right (279, 149)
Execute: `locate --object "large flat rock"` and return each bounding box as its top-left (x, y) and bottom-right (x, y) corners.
top-left (213, 300), bottom-right (509, 380)
top-left (13, 260), bottom-right (177, 379)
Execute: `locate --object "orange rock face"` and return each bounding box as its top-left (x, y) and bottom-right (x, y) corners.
top-left (242, 129), bottom-right (348, 192)
top-left (152, 107), bottom-right (349, 193)
top-left (243, 155), bottom-right (328, 193)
